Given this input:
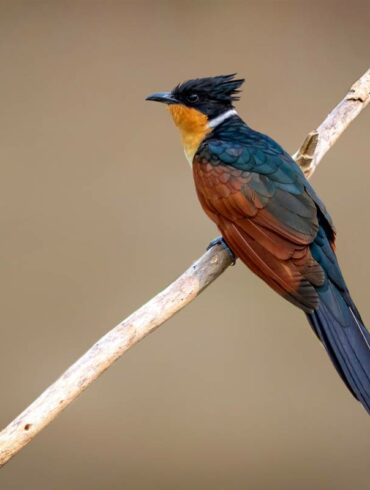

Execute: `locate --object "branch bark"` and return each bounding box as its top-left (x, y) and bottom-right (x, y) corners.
top-left (1, 69), bottom-right (369, 467)
top-left (293, 69), bottom-right (370, 177)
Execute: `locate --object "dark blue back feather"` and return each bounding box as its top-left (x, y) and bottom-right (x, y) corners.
top-left (200, 115), bottom-right (370, 413)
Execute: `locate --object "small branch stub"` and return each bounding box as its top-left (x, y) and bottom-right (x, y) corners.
top-left (292, 130), bottom-right (319, 177)
top-left (305, 68), bottom-right (370, 176)
top-left (0, 69), bottom-right (369, 468)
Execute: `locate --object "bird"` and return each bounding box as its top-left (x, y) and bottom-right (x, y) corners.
top-left (146, 74), bottom-right (370, 414)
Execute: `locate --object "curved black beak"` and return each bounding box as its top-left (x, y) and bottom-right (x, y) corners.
top-left (145, 91), bottom-right (178, 104)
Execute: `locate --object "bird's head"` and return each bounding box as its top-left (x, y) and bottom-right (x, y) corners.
top-left (146, 74), bottom-right (245, 162)
top-left (146, 74), bottom-right (245, 127)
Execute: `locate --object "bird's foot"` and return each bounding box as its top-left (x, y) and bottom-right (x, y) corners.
top-left (207, 236), bottom-right (236, 265)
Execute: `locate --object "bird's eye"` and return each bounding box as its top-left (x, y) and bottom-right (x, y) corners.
top-left (187, 93), bottom-right (199, 103)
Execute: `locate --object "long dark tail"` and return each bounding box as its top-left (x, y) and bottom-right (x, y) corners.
top-left (307, 281), bottom-right (370, 413)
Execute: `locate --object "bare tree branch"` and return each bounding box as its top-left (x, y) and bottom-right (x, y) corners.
top-left (293, 68), bottom-right (370, 176)
top-left (1, 69), bottom-right (369, 468)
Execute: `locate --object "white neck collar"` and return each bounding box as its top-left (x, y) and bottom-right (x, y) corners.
top-left (208, 109), bottom-right (237, 129)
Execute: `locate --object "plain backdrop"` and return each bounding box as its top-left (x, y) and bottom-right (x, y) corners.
top-left (1, 1), bottom-right (370, 489)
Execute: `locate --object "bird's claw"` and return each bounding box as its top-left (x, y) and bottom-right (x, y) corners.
top-left (207, 236), bottom-right (236, 265)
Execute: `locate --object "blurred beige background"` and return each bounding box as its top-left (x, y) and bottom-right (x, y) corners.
top-left (1, 1), bottom-right (370, 489)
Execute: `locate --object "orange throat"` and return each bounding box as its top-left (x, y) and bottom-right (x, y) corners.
top-left (168, 105), bottom-right (210, 164)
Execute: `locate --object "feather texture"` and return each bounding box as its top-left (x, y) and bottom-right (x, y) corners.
top-left (193, 114), bottom-right (370, 413)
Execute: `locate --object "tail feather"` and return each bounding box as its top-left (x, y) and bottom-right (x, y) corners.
top-left (307, 281), bottom-right (370, 413)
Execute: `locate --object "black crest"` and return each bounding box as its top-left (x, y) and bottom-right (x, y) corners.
top-left (172, 74), bottom-right (245, 118)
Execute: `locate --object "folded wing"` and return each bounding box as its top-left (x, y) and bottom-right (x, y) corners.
top-left (193, 157), bottom-right (325, 312)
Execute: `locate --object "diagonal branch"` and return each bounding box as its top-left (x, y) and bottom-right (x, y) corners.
top-left (1, 69), bottom-right (369, 467)
top-left (293, 68), bottom-right (370, 177)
